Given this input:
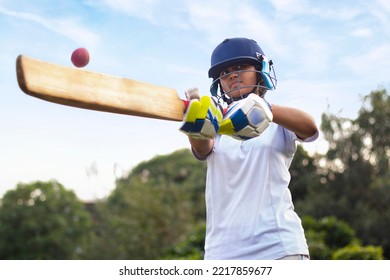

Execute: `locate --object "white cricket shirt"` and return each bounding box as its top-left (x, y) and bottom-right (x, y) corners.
top-left (202, 123), bottom-right (317, 259)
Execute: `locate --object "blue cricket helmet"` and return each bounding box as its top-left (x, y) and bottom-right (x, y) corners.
top-left (208, 38), bottom-right (276, 100)
top-left (208, 38), bottom-right (266, 79)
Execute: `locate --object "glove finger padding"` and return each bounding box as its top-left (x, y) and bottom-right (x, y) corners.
top-left (180, 96), bottom-right (223, 140)
top-left (219, 94), bottom-right (273, 140)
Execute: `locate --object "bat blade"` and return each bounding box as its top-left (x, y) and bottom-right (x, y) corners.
top-left (16, 55), bottom-right (187, 121)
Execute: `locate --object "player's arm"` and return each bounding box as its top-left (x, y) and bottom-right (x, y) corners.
top-left (271, 104), bottom-right (318, 140)
top-left (189, 138), bottom-right (214, 160)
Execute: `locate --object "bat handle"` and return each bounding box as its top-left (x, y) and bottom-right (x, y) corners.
top-left (182, 99), bottom-right (190, 112)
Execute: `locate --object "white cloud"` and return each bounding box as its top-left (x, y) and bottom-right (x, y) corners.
top-left (94, 0), bottom-right (280, 50)
top-left (0, 5), bottom-right (100, 47)
top-left (98, 0), bottom-right (159, 23)
top-left (93, 0), bottom-right (190, 28)
top-left (268, 0), bottom-right (309, 17)
top-left (367, 0), bottom-right (390, 34)
top-left (342, 43), bottom-right (390, 79)
top-left (312, 5), bottom-right (362, 21)
top-left (351, 28), bottom-right (372, 38)
top-left (377, 0), bottom-right (390, 14)
top-left (269, 0), bottom-right (362, 21)
top-left (185, 0), bottom-right (283, 55)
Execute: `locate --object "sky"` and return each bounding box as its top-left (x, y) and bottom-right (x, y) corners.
top-left (1, 0), bottom-right (389, 201)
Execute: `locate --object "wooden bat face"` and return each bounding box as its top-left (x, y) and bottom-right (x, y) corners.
top-left (16, 55), bottom-right (187, 121)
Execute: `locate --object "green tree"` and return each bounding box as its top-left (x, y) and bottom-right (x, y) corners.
top-left (303, 216), bottom-right (383, 260)
top-left (356, 89), bottom-right (390, 176)
top-left (289, 145), bottom-right (321, 202)
top-left (86, 149), bottom-right (207, 259)
top-left (332, 244), bottom-right (383, 260)
top-left (0, 181), bottom-right (92, 259)
top-left (163, 222), bottom-right (205, 260)
top-left (299, 88), bottom-right (390, 258)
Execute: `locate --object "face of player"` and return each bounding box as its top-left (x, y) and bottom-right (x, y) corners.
top-left (219, 64), bottom-right (258, 99)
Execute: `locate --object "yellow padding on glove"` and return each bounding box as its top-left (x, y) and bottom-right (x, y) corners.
top-left (210, 101), bottom-right (223, 123)
top-left (185, 101), bottom-right (201, 122)
top-left (185, 96), bottom-right (212, 122)
top-left (219, 118), bottom-right (235, 135)
top-left (197, 96), bottom-right (211, 119)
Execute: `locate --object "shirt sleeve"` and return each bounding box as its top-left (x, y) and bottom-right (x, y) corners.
top-left (297, 130), bottom-right (319, 143)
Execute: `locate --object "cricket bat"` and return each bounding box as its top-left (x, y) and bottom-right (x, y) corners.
top-left (16, 55), bottom-right (189, 121)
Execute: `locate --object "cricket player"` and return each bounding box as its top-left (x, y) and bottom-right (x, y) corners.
top-left (180, 37), bottom-right (318, 259)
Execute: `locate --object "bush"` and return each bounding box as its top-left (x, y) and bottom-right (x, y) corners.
top-left (332, 244), bottom-right (384, 260)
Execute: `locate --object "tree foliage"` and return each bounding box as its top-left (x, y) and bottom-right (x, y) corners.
top-left (289, 145), bottom-right (321, 201)
top-left (303, 216), bottom-right (383, 260)
top-left (332, 244), bottom-right (383, 260)
top-left (85, 149), bottom-right (207, 259)
top-left (0, 181), bottom-right (92, 259)
top-left (163, 222), bottom-right (205, 260)
top-left (357, 89), bottom-right (390, 176)
top-left (297, 88), bottom-right (390, 258)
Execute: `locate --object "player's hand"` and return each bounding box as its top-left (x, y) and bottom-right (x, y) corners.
top-left (218, 93), bottom-right (273, 140)
top-left (179, 90), bottom-right (223, 140)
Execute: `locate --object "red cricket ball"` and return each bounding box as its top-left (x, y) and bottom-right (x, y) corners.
top-left (71, 47), bottom-right (90, 68)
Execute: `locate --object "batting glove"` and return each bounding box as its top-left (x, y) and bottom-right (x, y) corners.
top-left (179, 90), bottom-right (223, 140)
top-left (218, 94), bottom-right (273, 140)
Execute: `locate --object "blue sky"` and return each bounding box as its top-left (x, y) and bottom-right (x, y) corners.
top-left (1, 0), bottom-right (389, 201)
